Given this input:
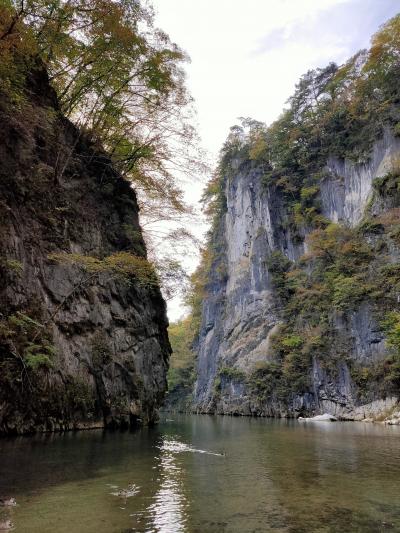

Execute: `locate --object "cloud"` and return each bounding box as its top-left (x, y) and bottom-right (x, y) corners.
top-left (255, 0), bottom-right (399, 62)
top-left (253, 26), bottom-right (290, 54)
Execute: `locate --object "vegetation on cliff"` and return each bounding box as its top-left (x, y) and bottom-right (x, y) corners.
top-left (164, 317), bottom-right (196, 411)
top-left (1, 0), bottom-right (196, 206)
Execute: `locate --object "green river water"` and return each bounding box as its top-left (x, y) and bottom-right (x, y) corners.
top-left (0, 415), bottom-right (400, 532)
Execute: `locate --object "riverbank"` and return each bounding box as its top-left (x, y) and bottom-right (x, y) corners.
top-left (164, 395), bottom-right (400, 425)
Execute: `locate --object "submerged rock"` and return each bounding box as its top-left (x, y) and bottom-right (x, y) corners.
top-left (385, 419), bottom-right (400, 426)
top-left (111, 484), bottom-right (140, 499)
top-left (383, 410), bottom-right (400, 425)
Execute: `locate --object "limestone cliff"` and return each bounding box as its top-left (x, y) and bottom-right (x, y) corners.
top-left (193, 17), bottom-right (400, 420)
top-left (193, 130), bottom-right (400, 419)
top-left (0, 64), bottom-right (170, 434)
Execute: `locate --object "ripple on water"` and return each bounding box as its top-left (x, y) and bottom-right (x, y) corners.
top-left (159, 438), bottom-right (224, 456)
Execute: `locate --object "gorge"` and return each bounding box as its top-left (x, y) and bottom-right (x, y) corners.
top-left (192, 128), bottom-right (400, 420)
top-left (1, 3), bottom-right (400, 533)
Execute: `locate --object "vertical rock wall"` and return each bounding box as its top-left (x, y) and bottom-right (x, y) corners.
top-left (0, 66), bottom-right (170, 434)
top-left (194, 132), bottom-right (400, 418)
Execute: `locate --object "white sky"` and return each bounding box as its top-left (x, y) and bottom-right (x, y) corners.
top-left (151, 0), bottom-right (400, 321)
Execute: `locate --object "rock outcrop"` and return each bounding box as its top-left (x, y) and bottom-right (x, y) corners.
top-left (0, 63), bottom-right (170, 434)
top-left (193, 130), bottom-right (400, 419)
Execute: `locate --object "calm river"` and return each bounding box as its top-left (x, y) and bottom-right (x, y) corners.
top-left (0, 415), bottom-right (400, 532)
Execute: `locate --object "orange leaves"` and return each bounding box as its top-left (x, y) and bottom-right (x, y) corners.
top-left (365, 14), bottom-right (400, 74)
top-left (304, 224), bottom-right (372, 270)
top-left (375, 208), bottom-right (400, 228)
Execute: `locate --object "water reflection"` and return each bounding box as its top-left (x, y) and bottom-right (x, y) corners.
top-left (0, 417), bottom-right (399, 533)
top-left (146, 438), bottom-right (189, 533)
top-left (144, 437), bottom-right (224, 532)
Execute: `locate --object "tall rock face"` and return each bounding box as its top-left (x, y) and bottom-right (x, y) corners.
top-left (194, 160), bottom-right (303, 411)
top-left (193, 131), bottom-right (400, 419)
top-left (0, 65), bottom-right (170, 434)
top-left (321, 130), bottom-right (400, 227)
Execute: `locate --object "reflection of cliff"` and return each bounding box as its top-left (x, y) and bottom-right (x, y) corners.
top-left (184, 416), bottom-right (289, 532)
top-left (258, 422), bottom-right (400, 531)
top-left (178, 416), bottom-right (400, 532)
top-left (4, 416), bottom-right (399, 531)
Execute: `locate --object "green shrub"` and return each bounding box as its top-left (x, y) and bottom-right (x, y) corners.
top-left (300, 185), bottom-right (319, 203)
top-left (213, 375), bottom-right (221, 394)
top-left (381, 312), bottom-right (400, 352)
top-left (65, 378), bottom-right (96, 413)
top-left (332, 275), bottom-right (370, 311)
top-left (219, 366), bottom-right (245, 381)
top-left (373, 165), bottom-right (400, 198)
top-left (48, 252), bottom-right (158, 287)
top-left (384, 357), bottom-right (400, 388)
top-left (282, 351), bottom-right (311, 393)
top-left (167, 318), bottom-right (195, 401)
top-left (281, 335), bottom-right (303, 349)
top-left (25, 352), bottom-right (53, 371)
top-left (247, 361), bottom-right (283, 400)
top-left (3, 259), bottom-right (23, 275)
top-left (5, 312), bottom-right (56, 369)
top-left (265, 251), bottom-right (292, 300)
top-left (357, 219), bottom-right (385, 235)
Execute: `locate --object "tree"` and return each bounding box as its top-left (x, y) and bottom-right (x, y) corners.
top-left (289, 62), bottom-right (338, 118)
top-left (0, 0), bottom-right (205, 301)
